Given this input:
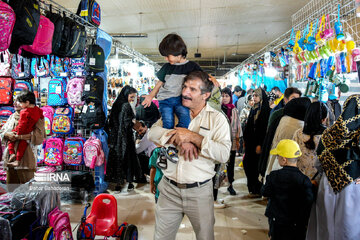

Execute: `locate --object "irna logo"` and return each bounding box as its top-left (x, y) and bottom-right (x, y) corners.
top-left (46, 173), bottom-right (71, 183)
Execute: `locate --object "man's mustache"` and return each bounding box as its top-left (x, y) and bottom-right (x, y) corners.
top-left (182, 95), bottom-right (192, 100)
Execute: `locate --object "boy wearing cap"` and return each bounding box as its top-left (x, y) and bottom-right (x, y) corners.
top-left (261, 139), bottom-right (314, 240)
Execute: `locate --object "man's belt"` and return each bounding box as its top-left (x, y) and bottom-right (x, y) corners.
top-left (164, 176), bottom-right (211, 189)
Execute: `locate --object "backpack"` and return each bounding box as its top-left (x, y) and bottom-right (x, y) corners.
top-left (11, 54), bottom-right (31, 80)
top-left (70, 55), bottom-right (86, 77)
top-left (46, 10), bottom-right (64, 56)
top-left (83, 136), bottom-right (105, 169)
top-left (57, 16), bottom-right (75, 57)
top-left (47, 78), bottom-right (67, 106)
top-left (0, 77), bottom-right (13, 104)
top-left (44, 137), bottom-right (64, 166)
top-left (0, 106), bottom-right (14, 128)
top-left (52, 107), bottom-right (74, 134)
top-left (63, 137), bottom-right (85, 165)
top-left (0, 1), bottom-right (15, 52)
top-left (67, 23), bottom-right (86, 58)
top-left (48, 207), bottom-right (73, 240)
top-left (0, 50), bottom-right (11, 76)
top-left (13, 80), bottom-right (33, 97)
top-left (66, 77), bottom-right (85, 107)
top-left (50, 55), bottom-right (64, 77)
top-left (80, 99), bottom-right (105, 129)
top-left (8, 0), bottom-right (40, 54)
top-left (86, 44), bottom-right (105, 73)
top-left (31, 57), bottom-right (50, 78)
top-left (82, 75), bottom-right (104, 101)
top-left (41, 106), bottom-right (55, 135)
top-left (20, 15), bottom-right (54, 56)
top-left (77, 0), bottom-right (101, 27)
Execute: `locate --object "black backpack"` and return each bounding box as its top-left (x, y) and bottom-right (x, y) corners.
top-left (80, 99), bottom-right (106, 129)
top-left (8, 0), bottom-right (40, 54)
top-left (86, 44), bottom-right (105, 73)
top-left (82, 75), bottom-right (104, 101)
top-left (67, 23), bottom-right (87, 58)
top-left (2, 210), bottom-right (37, 240)
top-left (57, 16), bottom-right (75, 57)
top-left (45, 8), bottom-right (64, 56)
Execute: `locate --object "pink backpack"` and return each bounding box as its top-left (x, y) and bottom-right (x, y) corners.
top-left (20, 15), bottom-right (54, 55)
top-left (66, 77), bottom-right (85, 107)
top-left (48, 207), bottom-right (73, 240)
top-left (0, 1), bottom-right (15, 52)
top-left (41, 106), bottom-right (55, 136)
top-left (44, 137), bottom-right (64, 166)
top-left (84, 136), bottom-right (105, 169)
top-left (0, 50), bottom-right (11, 76)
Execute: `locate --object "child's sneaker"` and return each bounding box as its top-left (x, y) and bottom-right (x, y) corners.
top-left (156, 148), bottom-right (168, 170)
top-left (165, 146), bottom-right (179, 163)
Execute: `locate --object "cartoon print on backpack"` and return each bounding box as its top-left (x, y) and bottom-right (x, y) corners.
top-left (31, 57), bottom-right (50, 78)
top-left (64, 137), bottom-right (85, 165)
top-left (52, 107), bottom-right (74, 134)
top-left (0, 1), bottom-right (15, 52)
top-left (67, 77), bottom-right (85, 108)
top-left (44, 137), bottom-right (64, 166)
top-left (11, 54), bottom-right (31, 80)
top-left (0, 50), bottom-right (11, 76)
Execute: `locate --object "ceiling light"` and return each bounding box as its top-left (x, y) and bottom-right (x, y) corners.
top-left (111, 33), bottom-right (148, 38)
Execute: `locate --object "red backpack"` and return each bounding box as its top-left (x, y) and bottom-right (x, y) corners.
top-left (0, 1), bottom-right (15, 51)
top-left (20, 15), bottom-right (54, 56)
top-left (0, 77), bottom-right (13, 104)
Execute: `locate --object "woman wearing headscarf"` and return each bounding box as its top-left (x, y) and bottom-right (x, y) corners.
top-left (0, 95), bottom-right (45, 190)
top-left (265, 97), bottom-right (311, 177)
top-left (243, 88), bottom-right (270, 195)
top-left (221, 87), bottom-right (242, 195)
top-left (293, 102), bottom-right (328, 179)
top-left (306, 95), bottom-right (360, 240)
top-left (105, 86), bottom-right (141, 191)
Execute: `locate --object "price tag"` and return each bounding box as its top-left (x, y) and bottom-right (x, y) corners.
top-left (84, 84), bottom-right (90, 91)
top-left (89, 58), bottom-right (96, 66)
top-left (82, 105), bottom-right (88, 113)
top-left (55, 86), bottom-right (61, 94)
top-left (76, 72), bottom-right (82, 76)
top-left (19, 72), bottom-right (25, 77)
top-left (38, 71), bottom-right (45, 77)
top-left (60, 72), bottom-right (67, 77)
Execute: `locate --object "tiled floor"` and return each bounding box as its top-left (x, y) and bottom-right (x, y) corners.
top-left (64, 157), bottom-right (269, 239)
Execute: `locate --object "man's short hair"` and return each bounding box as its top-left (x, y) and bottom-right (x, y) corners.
top-left (17, 90), bottom-right (36, 104)
top-left (271, 86), bottom-right (281, 93)
top-left (159, 33), bottom-right (187, 57)
top-left (184, 71), bottom-right (214, 95)
top-left (286, 157), bottom-right (299, 164)
top-left (233, 85), bottom-right (242, 93)
top-left (284, 87), bottom-right (302, 99)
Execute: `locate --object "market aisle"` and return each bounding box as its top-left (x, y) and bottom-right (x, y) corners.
top-left (65, 157), bottom-right (269, 240)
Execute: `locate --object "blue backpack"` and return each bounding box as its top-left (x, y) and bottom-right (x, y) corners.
top-left (0, 106), bottom-right (14, 129)
top-left (13, 80), bottom-right (33, 97)
top-left (52, 106), bottom-right (74, 135)
top-left (48, 78), bottom-right (67, 106)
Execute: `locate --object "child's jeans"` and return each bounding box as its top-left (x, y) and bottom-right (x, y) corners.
top-left (159, 96), bottom-right (190, 129)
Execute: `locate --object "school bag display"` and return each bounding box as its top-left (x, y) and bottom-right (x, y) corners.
top-left (47, 77), bottom-right (67, 106)
top-left (0, 50), bottom-right (11, 76)
top-left (82, 75), bottom-right (104, 101)
top-left (52, 106), bottom-right (74, 134)
top-left (77, 0), bottom-right (101, 27)
top-left (46, 9), bottom-right (64, 56)
top-left (0, 1), bottom-right (15, 52)
top-left (44, 137), bottom-right (64, 166)
top-left (41, 106), bottom-right (55, 135)
top-left (48, 207), bottom-right (73, 240)
top-left (0, 77), bottom-right (13, 104)
top-left (64, 137), bottom-right (85, 165)
top-left (80, 99), bottom-right (106, 129)
top-left (50, 55), bottom-right (67, 77)
top-left (57, 16), bottom-right (76, 57)
top-left (67, 23), bottom-right (87, 58)
top-left (13, 80), bottom-right (33, 97)
top-left (20, 15), bottom-right (55, 56)
top-left (86, 44), bottom-right (105, 73)
top-left (31, 57), bottom-right (50, 78)
top-left (66, 77), bottom-right (85, 107)
top-left (83, 136), bottom-right (105, 169)
top-left (70, 55), bottom-right (86, 77)
top-left (8, 0), bottom-right (40, 53)
top-left (0, 106), bottom-right (14, 128)
top-left (11, 54), bottom-right (31, 80)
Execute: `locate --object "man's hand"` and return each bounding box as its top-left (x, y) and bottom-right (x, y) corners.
top-left (166, 127), bottom-right (194, 146)
top-left (4, 132), bottom-right (16, 141)
top-left (179, 142), bottom-right (198, 161)
top-left (255, 145), bottom-right (262, 155)
top-left (141, 95), bottom-right (153, 108)
top-left (208, 74), bottom-right (220, 87)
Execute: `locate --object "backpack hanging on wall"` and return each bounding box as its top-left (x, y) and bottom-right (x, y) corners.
top-left (11, 54), bottom-right (31, 80)
top-left (70, 53), bottom-right (87, 77)
top-left (82, 75), bottom-right (104, 101)
top-left (0, 106), bottom-right (14, 128)
top-left (13, 80), bottom-right (33, 97)
top-left (19, 15), bottom-right (55, 56)
top-left (67, 77), bottom-right (85, 107)
top-left (67, 23), bottom-right (86, 58)
top-left (63, 137), bottom-right (85, 166)
top-left (8, 0), bottom-right (40, 54)
top-left (44, 137), bottom-right (64, 166)
top-left (57, 16), bottom-right (75, 57)
top-left (41, 106), bottom-right (55, 135)
top-left (0, 1), bottom-right (15, 52)
top-left (47, 77), bottom-right (68, 106)
top-left (46, 6), bottom-right (64, 56)
top-left (83, 136), bottom-right (105, 169)
top-left (0, 50), bottom-right (11, 76)
top-left (80, 99), bottom-right (106, 129)
top-left (86, 44), bottom-right (105, 73)
top-left (52, 106), bottom-right (74, 135)
top-left (77, 0), bottom-right (101, 27)
top-left (0, 77), bottom-right (14, 105)
top-left (31, 57), bottom-right (50, 78)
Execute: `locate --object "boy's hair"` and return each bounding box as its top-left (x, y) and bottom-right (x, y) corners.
top-left (284, 157), bottom-right (298, 164)
top-left (271, 86), bottom-right (281, 93)
top-left (159, 33), bottom-right (187, 57)
top-left (17, 91), bottom-right (36, 104)
top-left (184, 71), bottom-right (213, 95)
top-left (284, 87), bottom-right (302, 99)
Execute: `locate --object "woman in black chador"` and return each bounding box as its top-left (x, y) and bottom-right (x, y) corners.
top-left (105, 86), bottom-right (141, 191)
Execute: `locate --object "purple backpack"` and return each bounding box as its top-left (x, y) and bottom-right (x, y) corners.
top-left (0, 1), bottom-right (15, 52)
top-left (66, 77), bottom-right (85, 107)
